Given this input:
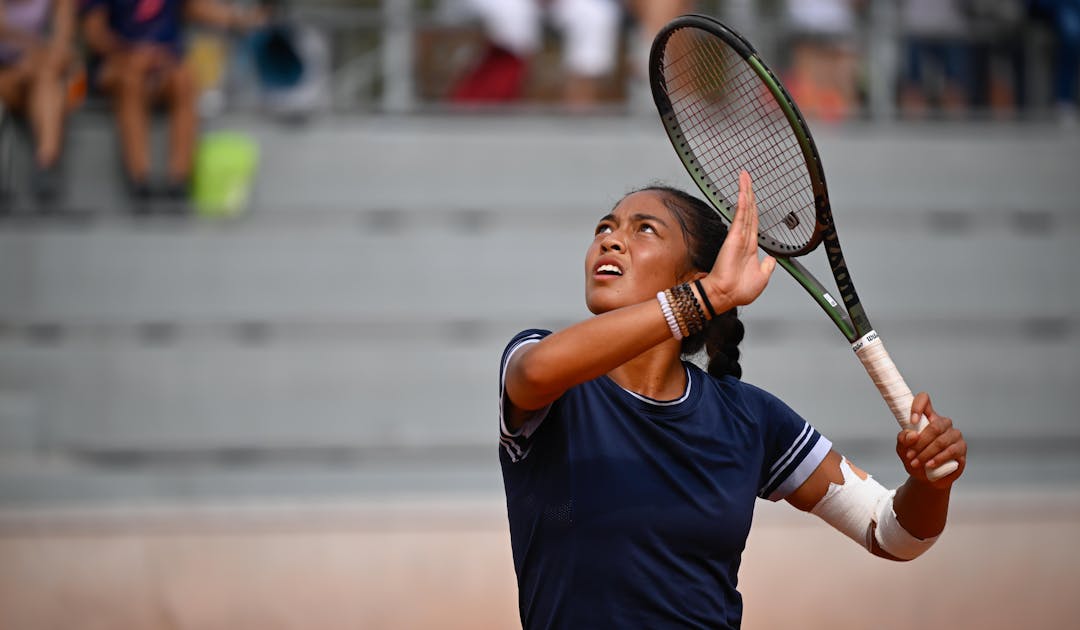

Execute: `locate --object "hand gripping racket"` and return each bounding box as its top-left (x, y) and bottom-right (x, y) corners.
top-left (650, 15), bottom-right (958, 481)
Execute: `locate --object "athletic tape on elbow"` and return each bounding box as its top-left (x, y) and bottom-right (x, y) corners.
top-left (810, 458), bottom-right (937, 560)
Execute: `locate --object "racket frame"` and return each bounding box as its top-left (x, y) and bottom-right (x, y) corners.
top-left (651, 13), bottom-right (871, 343)
top-left (650, 14), bottom-right (959, 481)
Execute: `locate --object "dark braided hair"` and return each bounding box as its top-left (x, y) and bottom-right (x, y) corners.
top-left (635, 185), bottom-right (746, 380)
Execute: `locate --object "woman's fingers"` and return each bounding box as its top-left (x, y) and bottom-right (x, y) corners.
top-left (706, 171), bottom-right (775, 309)
top-left (737, 171), bottom-right (773, 274)
top-left (895, 397), bottom-right (967, 485)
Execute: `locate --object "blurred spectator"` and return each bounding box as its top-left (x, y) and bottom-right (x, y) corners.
top-left (80, 0), bottom-right (266, 207)
top-left (248, 22), bottom-right (330, 120)
top-left (782, 0), bottom-right (863, 122)
top-left (1028, 0), bottom-right (1080, 122)
top-left (448, 0), bottom-right (622, 107)
top-left (0, 0), bottom-right (76, 202)
top-left (623, 0), bottom-right (692, 67)
top-left (899, 0), bottom-right (973, 117)
top-left (967, 0), bottom-right (1026, 117)
top-left (622, 0), bottom-right (691, 108)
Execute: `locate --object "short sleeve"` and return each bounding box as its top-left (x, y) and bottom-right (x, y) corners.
top-left (755, 389), bottom-right (832, 501)
top-left (499, 329), bottom-right (553, 464)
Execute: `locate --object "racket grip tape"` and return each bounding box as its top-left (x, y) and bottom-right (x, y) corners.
top-left (852, 331), bottom-right (959, 482)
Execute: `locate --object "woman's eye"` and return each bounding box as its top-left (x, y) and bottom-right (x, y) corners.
top-left (640, 223), bottom-right (656, 233)
top-left (596, 224), bottom-right (613, 235)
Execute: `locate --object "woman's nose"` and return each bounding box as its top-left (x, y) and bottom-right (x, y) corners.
top-left (601, 234), bottom-right (624, 252)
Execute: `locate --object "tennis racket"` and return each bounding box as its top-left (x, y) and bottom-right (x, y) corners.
top-left (649, 14), bottom-right (958, 481)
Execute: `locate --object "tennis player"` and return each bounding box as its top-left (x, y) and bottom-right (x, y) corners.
top-left (499, 173), bottom-right (967, 628)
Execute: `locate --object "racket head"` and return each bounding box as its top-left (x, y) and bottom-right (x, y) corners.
top-left (650, 14), bottom-right (831, 257)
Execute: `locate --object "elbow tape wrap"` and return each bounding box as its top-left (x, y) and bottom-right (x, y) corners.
top-left (810, 457), bottom-right (938, 560)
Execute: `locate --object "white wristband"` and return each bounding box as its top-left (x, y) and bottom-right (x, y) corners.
top-left (656, 291), bottom-right (682, 340)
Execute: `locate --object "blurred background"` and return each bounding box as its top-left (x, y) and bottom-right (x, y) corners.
top-left (1, 0), bottom-right (1078, 628)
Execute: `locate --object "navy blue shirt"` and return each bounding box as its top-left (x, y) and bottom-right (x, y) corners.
top-left (499, 329), bottom-right (831, 629)
top-left (82, 0), bottom-right (185, 53)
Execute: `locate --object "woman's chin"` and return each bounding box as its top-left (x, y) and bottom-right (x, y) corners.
top-left (586, 291), bottom-right (631, 315)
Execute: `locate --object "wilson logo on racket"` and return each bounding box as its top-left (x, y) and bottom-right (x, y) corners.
top-left (851, 331), bottom-right (879, 353)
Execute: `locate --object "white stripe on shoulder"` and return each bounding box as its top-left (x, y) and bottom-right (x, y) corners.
top-left (767, 434), bottom-right (832, 501)
top-left (499, 335), bottom-right (545, 439)
top-left (499, 435), bottom-right (533, 463)
top-left (769, 421), bottom-right (813, 476)
top-left (762, 422), bottom-right (814, 493)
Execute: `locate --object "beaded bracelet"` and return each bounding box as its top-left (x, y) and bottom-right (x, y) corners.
top-left (656, 290), bottom-right (683, 340)
top-left (693, 279), bottom-right (718, 319)
top-left (677, 282), bottom-right (706, 330)
top-left (669, 284), bottom-right (702, 339)
top-left (670, 283), bottom-right (707, 338)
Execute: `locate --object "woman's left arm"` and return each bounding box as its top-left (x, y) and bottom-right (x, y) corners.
top-left (888, 392), bottom-right (966, 541)
top-left (786, 392), bottom-right (966, 560)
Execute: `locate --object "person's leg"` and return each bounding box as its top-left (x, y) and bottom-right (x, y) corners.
top-left (0, 64), bottom-right (31, 112)
top-left (163, 62), bottom-right (197, 189)
top-left (25, 48), bottom-right (70, 169)
top-left (0, 65), bottom-right (29, 210)
top-left (98, 49), bottom-right (156, 187)
top-left (939, 39), bottom-right (971, 114)
top-left (822, 42), bottom-right (858, 120)
top-left (899, 38), bottom-right (929, 116)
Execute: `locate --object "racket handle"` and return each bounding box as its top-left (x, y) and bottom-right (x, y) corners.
top-left (852, 331), bottom-right (959, 482)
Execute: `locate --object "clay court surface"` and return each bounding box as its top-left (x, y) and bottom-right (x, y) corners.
top-left (2, 489), bottom-right (1077, 629)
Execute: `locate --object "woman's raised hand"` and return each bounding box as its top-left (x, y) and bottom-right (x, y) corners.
top-left (703, 171), bottom-right (776, 310)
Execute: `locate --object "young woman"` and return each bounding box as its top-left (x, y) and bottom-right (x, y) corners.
top-left (499, 172), bottom-right (967, 628)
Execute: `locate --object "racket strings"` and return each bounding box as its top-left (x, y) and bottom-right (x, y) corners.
top-left (667, 54), bottom-right (812, 242)
top-left (660, 28), bottom-right (816, 251)
top-left (664, 40), bottom-right (812, 232)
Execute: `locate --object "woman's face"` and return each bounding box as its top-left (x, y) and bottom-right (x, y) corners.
top-left (585, 190), bottom-right (697, 315)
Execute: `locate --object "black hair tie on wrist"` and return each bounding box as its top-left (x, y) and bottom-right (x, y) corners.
top-left (693, 279), bottom-right (718, 319)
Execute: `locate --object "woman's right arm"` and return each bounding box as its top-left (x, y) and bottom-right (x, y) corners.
top-left (505, 300), bottom-right (682, 415)
top-left (504, 171), bottom-right (776, 427)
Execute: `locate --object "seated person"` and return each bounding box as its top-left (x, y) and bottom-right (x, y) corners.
top-left (80, 0), bottom-right (265, 202)
top-left (449, 0), bottom-right (623, 108)
top-left (0, 0), bottom-right (76, 201)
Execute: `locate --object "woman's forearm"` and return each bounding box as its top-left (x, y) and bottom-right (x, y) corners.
top-left (892, 477), bottom-right (951, 540)
top-left (506, 299), bottom-right (677, 410)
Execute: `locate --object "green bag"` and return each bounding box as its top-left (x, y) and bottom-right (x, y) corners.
top-left (192, 132), bottom-right (259, 218)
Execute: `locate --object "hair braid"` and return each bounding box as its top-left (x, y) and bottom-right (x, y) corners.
top-left (632, 184), bottom-right (746, 380)
top-left (703, 307), bottom-right (744, 379)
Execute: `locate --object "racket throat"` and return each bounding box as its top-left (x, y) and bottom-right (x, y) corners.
top-left (776, 257), bottom-right (856, 340)
top-left (821, 222), bottom-right (871, 335)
